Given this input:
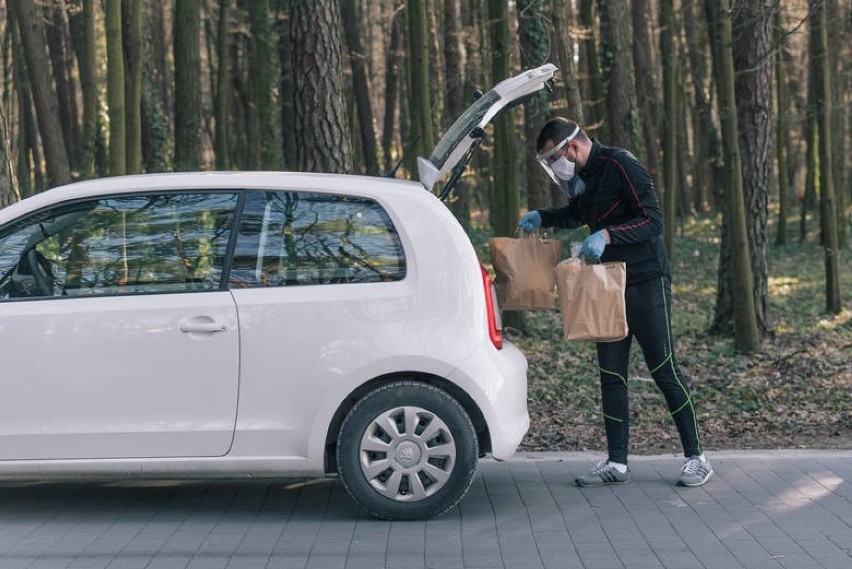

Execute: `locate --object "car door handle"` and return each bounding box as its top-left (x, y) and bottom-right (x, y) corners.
top-left (180, 321), bottom-right (228, 334)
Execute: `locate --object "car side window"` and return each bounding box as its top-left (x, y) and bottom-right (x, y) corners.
top-left (230, 190), bottom-right (406, 287)
top-left (0, 192), bottom-right (238, 300)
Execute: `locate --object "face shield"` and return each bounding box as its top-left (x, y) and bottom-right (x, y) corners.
top-left (535, 125), bottom-right (580, 184)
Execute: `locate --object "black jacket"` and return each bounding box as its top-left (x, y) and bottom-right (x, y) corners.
top-left (538, 140), bottom-right (670, 285)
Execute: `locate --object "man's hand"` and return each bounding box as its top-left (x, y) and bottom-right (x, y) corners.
top-left (518, 211), bottom-right (542, 233)
top-left (580, 229), bottom-right (609, 260)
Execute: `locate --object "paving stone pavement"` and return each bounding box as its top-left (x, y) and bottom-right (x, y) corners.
top-left (0, 450), bottom-right (849, 569)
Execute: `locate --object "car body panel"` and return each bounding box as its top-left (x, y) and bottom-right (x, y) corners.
top-left (0, 292), bottom-right (239, 460)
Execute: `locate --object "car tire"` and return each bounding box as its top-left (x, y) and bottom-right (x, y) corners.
top-left (336, 381), bottom-right (479, 520)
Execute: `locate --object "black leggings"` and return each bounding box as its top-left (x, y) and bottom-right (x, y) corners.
top-left (596, 276), bottom-right (702, 464)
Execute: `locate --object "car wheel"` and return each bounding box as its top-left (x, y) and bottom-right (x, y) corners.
top-left (336, 381), bottom-right (479, 520)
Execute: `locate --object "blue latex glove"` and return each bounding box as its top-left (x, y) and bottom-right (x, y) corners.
top-left (580, 230), bottom-right (608, 260)
top-left (518, 211), bottom-right (542, 234)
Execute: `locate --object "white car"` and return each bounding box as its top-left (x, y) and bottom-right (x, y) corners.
top-left (0, 64), bottom-right (556, 520)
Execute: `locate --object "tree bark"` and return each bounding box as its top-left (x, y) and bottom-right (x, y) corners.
top-left (774, 3), bottom-right (789, 246)
top-left (251, 0), bottom-right (283, 170)
top-left (405, 0), bottom-right (434, 177)
top-left (0, 102), bottom-right (21, 207)
top-left (215, 0), bottom-right (231, 170)
top-left (290, 0), bottom-right (353, 173)
top-left (124, 0), bottom-right (143, 174)
top-left (732, 0), bottom-right (773, 335)
top-left (79, 0), bottom-right (99, 179)
top-left (443, 0), bottom-right (471, 226)
top-left (578, 2), bottom-right (605, 140)
top-left (659, 0), bottom-right (677, 258)
top-left (44, 2), bottom-right (82, 173)
top-left (487, 0), bottom-right (518, 236)
top-left (518, 0), bottom-right (551, 212)
top-left (809, 0), bottom-right (842, 314)
top-left (342, 0), bottom-right (380, 175)
top-left (706, 0), bottom-right (761, 352)
top-left (598, 0), bottom-right (642, 154)
top-left (382, 5), bottom-right (404, 174)
top-left (8, 0), bottom-right (71, 188)
top-left (633, 0), bottom-right (662, 185)
top-left (174, 0), bottom-right (202, 171)
top-left (550, 0), bottom-right (583, 122)
top-left (106, 0), bottom-right (126, 176)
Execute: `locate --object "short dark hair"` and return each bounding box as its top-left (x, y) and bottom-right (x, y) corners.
top-left (536, 117), bottom-right (588, 152)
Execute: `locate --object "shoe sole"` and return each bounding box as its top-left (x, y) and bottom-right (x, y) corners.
top-left (677, 470), bottom-right (713, 487)
top-left (575, 478), bottom-right (631, 487)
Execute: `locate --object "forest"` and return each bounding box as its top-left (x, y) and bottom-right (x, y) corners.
top-left (0, 0), bottom-right (848, 355)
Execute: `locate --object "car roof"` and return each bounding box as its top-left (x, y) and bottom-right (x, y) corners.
top-left (0, 171), bottom-right (430, 224)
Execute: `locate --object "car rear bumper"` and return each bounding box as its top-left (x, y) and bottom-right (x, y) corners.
top-left (448, 340), bottom-right (529, 461)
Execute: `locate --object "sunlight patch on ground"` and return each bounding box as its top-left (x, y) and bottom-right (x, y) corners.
top-left (717, 472), bottom-right (844, 541)
top-left (768, 276), bottom-right (803, 298)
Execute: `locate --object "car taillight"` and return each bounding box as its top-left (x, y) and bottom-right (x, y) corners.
top-left (479, 263), bottom-right (503, 350)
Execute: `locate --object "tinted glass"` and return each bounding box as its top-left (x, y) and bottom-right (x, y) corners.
top-left (230, 191), bottom-right (406, 287)
top-left (428, 90), bottom-right (500, 170)
top-left (0, 192), bottom-right (238, 300)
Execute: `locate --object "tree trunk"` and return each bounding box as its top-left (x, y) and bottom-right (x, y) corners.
top-left (578, 2), bottom-right (605, 140)
top-left (382, 5), bottom-right (404, 174)
top-left (8, 0), bottom-right (72, 188)
top-left (174, 0), bottom-right (201, 171)
top-left (518, 0), bottom-right (551, 212)
top-left (10, 18), bottom-right (42, 197)
top-left (215, 0), bottom-right (231, 170)
top-left (342, 0), bottom-right (380, 175)
top-left (44, 2), bottom-right (82, 173)
top-left (405, 0), bottom-right (434, 177)
top-left (809, 0), bottom-right (842, 314)
top-left (598, 0), bottom-right (642, 154)
top-left (733, 0), bottom-right (773, 336)
top-left (660, 0), bottom-right (677, 257)
top-left (290, 0), bottom-right (353, 173)
top-left (0, 103), bottom-right (21, 206)
top-left (106, 0), bottom-right (126, 176)
top-left (774, 2), bottom-right (789, 246)
top-left (487, 0), bottom-right (518, 236)
top-left (124, 0), bottom-right (143, 174)
top-left (826, 0), bottom-right (846, 247)
top-left (550, 0), bottom-right (583, 122)
top-left (683, 0), bottom-right (714, 212)
top-left (489, 0), bottom-right (521, 331)
top-left (251, 0), bottom-right (283, 170)
top-left (707, 0), bottom-right (761, 352)
top-left (443, 0), bottom-right (471, 226)
top-left (79, 0), bottom-right (99, 179)
top-left (633, 0), bottom-right (662, 184)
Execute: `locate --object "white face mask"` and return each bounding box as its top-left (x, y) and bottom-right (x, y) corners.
top-left (550, 156), bottom-right (575, 181)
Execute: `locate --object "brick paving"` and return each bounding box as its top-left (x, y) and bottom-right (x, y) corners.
top-left (0, 450), bottom-right (849, 569)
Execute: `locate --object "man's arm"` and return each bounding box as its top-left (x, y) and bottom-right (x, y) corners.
top-left (538, 201), bottom-right (584, 229)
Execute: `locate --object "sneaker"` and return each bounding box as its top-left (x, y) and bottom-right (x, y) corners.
top-left (575, 460), bottom-right (631, 487)
top-left (677, 455), bottom-right (713, 487)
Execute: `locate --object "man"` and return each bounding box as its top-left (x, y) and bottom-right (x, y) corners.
top-left (519, 117), bottom-right (712, 487)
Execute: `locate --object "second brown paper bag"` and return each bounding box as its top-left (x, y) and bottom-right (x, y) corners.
top-left (555, 260), bottom-right (628, 342)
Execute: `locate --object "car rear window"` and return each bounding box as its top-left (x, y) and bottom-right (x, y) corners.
top-left (229, 190), bottom-right (406, 287)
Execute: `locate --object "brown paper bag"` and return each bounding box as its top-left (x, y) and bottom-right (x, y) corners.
top-left (555, 260), bottom-right (628, 342)
top-left (488, 236), bottom-right (563, 310)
